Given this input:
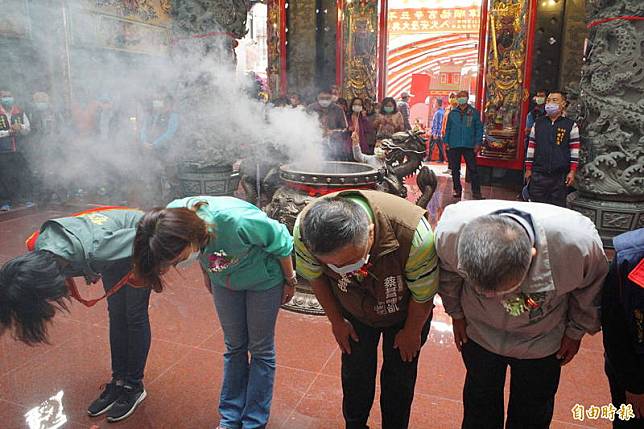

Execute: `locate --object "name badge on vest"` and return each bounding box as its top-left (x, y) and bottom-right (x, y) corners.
top-left (374, 275), bottom-right (404, 316)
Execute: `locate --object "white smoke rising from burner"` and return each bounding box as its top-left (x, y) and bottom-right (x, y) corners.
top-left (5, 1), bottom-right (327, 207)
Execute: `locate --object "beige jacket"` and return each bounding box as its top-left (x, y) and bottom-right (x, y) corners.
top-left (436, 200), bottom-right (608, 359)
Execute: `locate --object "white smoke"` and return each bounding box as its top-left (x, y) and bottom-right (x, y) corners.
top-left (5, 0), bottom-right (327, 207)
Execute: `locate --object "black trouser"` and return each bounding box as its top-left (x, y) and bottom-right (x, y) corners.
top-left (0, 151), bottom-right (33, 202)
top-left (448, 147), bottom-right (480, 194)
top-left (605, 357), bottom-right (643, 428)
top-left (103, 262), bottom-right (152, 387)
top-left (528, 171), bottom-right (567, 207)
top-left (429, 137), bottom-right (446, 162)
top-left (461, 341), bottom-right (561, 429)
top-left (342, 312), bottom-right (432, 429)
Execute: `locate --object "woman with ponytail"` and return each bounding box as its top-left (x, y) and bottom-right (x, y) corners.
top-left (132, 196), bottom-right (295, 429)
top-left (0, 207), bottom-right (152, 422)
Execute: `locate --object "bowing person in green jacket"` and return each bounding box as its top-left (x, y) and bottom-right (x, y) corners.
top-left (0, 207), bottom-right (152, 423)
top-left (132, 196), bottom-right (295, 429)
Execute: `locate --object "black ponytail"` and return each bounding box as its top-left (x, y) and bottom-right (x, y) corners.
top-left (0, 251), bottom-right (69, 345)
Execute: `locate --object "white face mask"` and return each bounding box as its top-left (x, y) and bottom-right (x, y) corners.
top-left (319, 99), bottom-right (332, 108)
top-left (176, 250), bottom-right (200, 270)
top-left (352, 105), bottom-right (363, 113)
top-left (374, 147), bottom-right (386, 159)
top-left (328, 254), bottom-right (370, 276)
top-left (152, 100), bottom-right (164, 110)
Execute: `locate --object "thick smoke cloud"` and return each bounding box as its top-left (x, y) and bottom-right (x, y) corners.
top-left (2, 0), bottom-right (326, 206)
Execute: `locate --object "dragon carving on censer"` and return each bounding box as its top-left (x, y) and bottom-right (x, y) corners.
top-left (256, 131), bottom-right (438, 232)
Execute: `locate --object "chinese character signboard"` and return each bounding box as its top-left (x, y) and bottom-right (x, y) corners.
top-left (389, 7), bottom-right (480, 34)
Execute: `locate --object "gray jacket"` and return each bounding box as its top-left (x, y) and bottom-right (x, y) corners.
top-left (436, 200), bottom-right (608, 359)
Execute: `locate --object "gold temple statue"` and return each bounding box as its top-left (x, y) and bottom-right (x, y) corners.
top-left (481, 0), bottom-right (529, 160)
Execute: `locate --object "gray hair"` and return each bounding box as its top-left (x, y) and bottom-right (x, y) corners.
top-left (301, 197), bottom-right (370, 256)
top-left (457, 215), bottom-right (532, 291)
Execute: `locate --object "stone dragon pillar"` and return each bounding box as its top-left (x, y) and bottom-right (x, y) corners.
top-left (568, 0), bottom-right (644, 245)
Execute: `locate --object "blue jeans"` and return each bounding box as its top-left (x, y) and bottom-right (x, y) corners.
top-left (211, 283), bottom-right (283, 429)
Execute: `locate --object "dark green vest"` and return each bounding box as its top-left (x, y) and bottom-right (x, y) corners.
top-left (35, 208), bottom-right (143, 281)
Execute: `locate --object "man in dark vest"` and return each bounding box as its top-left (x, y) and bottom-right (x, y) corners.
top-left (294, 190), bottom-right (439, 429)
top-left (603, 228), bottom-right (644, 427)
top-left (524, 90), bottom-right (580, 207)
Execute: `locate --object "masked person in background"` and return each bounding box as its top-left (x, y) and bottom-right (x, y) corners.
top-left (140, 95), bottom-right (179, 205)
top-left (28, 91), bottom-right (68, 204)
top-left (436, 200), bottom-right (608, 429)
top-left (373, 97), bottom-right (405, 144)
top-left (140, 95), bottom-right (178, 151)
top-left (362, 97), bottom-right (378, 152)
top-left (441, 92), bottom-right (458, 174)
top-left (397, 91), bottom-right (413, 131)
top-left (351, 131), bottom-right (386, 168)
top-left (0, 89), bottom-right (31, 211)
top-left (307, 88), bottom-right (349, 161)
top-left (524, 90), bottom-right (579, 207)
top-left (294, 191), bottom-right (439, 429)
top-left (525, 89), bottom-right (547, 135)
top-left (132, 196), bottom-right (295, 429)
top-left (348, 97), bottom-right (372, 157)
top-left (0, 207), bottom-right (153, 422)
top-left (428, 98), bottom-right (446, 163)
top-left (444, 90), bottom-right (483, 200)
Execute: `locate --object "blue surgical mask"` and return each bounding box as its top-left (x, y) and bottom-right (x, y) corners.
top-left (545, 103), bottom-right (561, 116)
top-left (35, 102), bottom-right (49, 111)
top-left (383, 106), bottom-right (394, 114)
top-left (457, 97), bottom-right (468, 105)
top-left (328, 254), bottom-right (370, 276)
top-left (176, 250), bottom-right (200, 270)
top-left (1, 97), bottom-right (14, 107)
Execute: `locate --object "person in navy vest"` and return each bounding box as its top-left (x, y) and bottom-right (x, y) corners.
top-left (0, 89), bottom-right (31, 211)
top-left (524, 90), bottom-right (580, 207)
top-left (602, 228), bottom-right (644, 427)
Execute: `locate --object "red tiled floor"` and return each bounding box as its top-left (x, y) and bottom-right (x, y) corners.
top-left (0, 179), bottom-right (621, 428)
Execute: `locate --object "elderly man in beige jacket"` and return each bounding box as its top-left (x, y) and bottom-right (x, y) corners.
top-left (435, 200), bottom-right (608, 429)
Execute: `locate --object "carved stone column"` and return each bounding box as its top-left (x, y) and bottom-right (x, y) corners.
top-left (568, 0), bottom-right (644, 246)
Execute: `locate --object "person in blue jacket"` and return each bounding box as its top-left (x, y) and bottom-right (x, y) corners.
top-left (132, 196), bottom-right (296, 429)
top-left (444, 90), bottom-right (483, 200)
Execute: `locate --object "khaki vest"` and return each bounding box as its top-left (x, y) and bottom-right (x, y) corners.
top-left (300, 190), bottom-right (426, 327)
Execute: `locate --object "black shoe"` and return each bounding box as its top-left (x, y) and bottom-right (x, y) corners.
top-left (106, 384), bottom-right (147, 423)
top-left (87, 382), bottom-right (123, 417)
top-left (473, 193), bottom-right (485, 200)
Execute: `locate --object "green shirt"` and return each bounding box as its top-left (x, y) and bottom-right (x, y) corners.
top-left (167, 196), bottom-right (293, 291)
top-left (294, 196), bottom-right (439, 303)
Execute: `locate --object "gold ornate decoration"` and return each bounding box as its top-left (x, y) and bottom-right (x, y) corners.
top-left (266, 0), bottom-right (282, 96)
top-left (480, 0), bottom-right (530, 161)
top-left (343, 0), bottom-right (378, 100)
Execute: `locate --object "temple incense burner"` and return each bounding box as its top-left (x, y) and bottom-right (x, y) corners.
top-left (265, 161), bottom-right (380, 314)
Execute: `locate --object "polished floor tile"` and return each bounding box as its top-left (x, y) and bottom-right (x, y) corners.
top-left (0, 180), bottom-right (620, 428)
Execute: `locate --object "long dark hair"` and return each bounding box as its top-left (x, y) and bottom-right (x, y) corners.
top-left (133, 204), bottom-right (211, 292)
top-left (0, 251), bottom-right (69, 345)
top-left (380, 97), bottom-right (398, 114)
